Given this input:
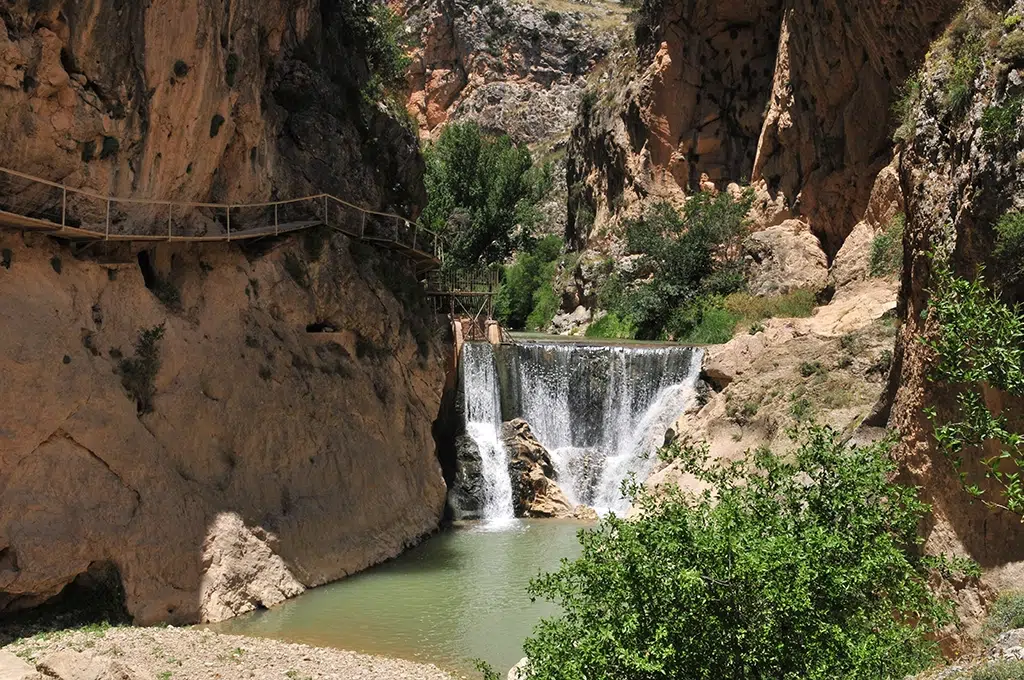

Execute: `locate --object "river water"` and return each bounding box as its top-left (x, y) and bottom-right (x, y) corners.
top-left (209, 520), bottom-right (586, 675)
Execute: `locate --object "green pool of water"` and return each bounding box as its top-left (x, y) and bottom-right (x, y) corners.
top-left (209, 519), bottom-right (587, 675)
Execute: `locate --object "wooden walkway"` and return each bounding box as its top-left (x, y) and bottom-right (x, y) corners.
top-left (0, 166), bottom-right (442, 270)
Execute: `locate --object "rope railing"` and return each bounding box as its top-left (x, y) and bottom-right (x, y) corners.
top-left (0, 165), bottom-right (443, 265)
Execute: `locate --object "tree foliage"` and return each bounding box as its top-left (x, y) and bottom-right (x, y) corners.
top-left (339, 0), bottom-right (411, 98)
top-left (592, 191), bottom-right (752, 341)
top-left (495, 235), bottom-right (563, 331)
top-left (522, 427), bottom-right (966, 680)
top-left (925, 265), bottom-right (1024, 516)
top-left (422, 123), bottom-right (551, 268)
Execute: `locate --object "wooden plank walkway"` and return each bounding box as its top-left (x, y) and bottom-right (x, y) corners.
top-left (0, 166), bottom-right (442, 270)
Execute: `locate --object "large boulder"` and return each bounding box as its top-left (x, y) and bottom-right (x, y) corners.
top-left (743, 220), bottom-right (829, 296)
top-left (36, 651), bottom-right (143, 680)
top-left (0, 651), bottom-right (36, 680)
top-left (502, 419), bottom-right (574, 518)
top-left (448, 434), bottom-right (485, 520)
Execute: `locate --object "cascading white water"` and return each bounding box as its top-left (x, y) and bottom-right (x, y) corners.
top-left (457, 341), bottom-right (704, 520)
top-left (461, 342), bottom-right (515, 522)
top-left (514, 343), bottom-right (704, 515)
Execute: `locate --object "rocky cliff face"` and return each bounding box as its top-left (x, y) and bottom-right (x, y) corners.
top-left (0, 0), bottom-right (447, 625)
top-left (887, 0), bottom-right (1024, 611)
top-left (0, 231), bottom-right (447, 625)
top-left (402, 0), bottom-right (619, 144)
top-left (566, 0), bottom-right (959, 256)
top-left (0, 0), bottom-right (423, 211)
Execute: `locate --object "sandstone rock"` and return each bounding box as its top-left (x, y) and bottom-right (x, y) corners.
top-left (36, 650), bottom-right (143, 680)
top-left (572, 505), bottom-right (599, 522)
top-left (743, 220), bottom-right (828, 296)
top-left (507, 657), bottom-right (530, 680)
top-left (0, 233), bottom-right (447, 624)
top-left (0, 651), bottom-right (35, 680)
top-left (550, 306), bottom-right (591, 335)
top-left (502, 419), bottom-right (574, 518)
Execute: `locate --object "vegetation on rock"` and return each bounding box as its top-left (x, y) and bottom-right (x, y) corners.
top-left (495, 236), bottom-right (563, 331)
top-left (522, 426), bottom-right (968, 680)
top-left (925, 264), bottom-right (1024, 516)
top-left (870, 213), bottom-right (905, 278)
top-left (422, 123), bottom-right (552, 268)
top-left (118, 325), bottom-right (166, 415)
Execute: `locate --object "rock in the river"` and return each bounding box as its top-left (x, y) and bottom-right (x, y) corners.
top-left (449, 434), bottom-right (485, 520)
top-left (507, 657), bottom-right (530, 680)
top-left (502, 419), bottom-right (574, 518)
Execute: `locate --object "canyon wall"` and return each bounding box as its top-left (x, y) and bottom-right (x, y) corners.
top-left (0, 0), bottom-right (447, 624)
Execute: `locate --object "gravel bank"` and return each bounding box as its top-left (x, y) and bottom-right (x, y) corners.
top-left (2, 626), bottom-right (459, 680)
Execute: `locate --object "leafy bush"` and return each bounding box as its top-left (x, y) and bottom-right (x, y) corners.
top-left (985, 591), bottom-right (1024, 637)
top-left (542, 10), bottom-right (561, 26)
top-left (870, 213), bottom-right (905, 277)
top-left (119, 325), bottom-right (165, 414)
top-left (925, 266), bottom-right (1024, 515)
top-left (422, 123), bottom-right (550, 267)
top-left (1001, 31), bottom-right (1024, 62)
top-left (609, 192), bottom-right (752, 340)
top-left (799, 360), bottom-right (826, 378)
top-left (893, 75), bottom-right (922, 142)
top-left (523, 427), bottom-right (962, 680)
top-left (341, 0), bottom-right (411, 99)
top-left (995, 211), bottom-right (1024, 287)
top-left (946, 38), bottom-right (984, 114)
top-left (585, 312), bottom-right (636, 340)
top-left (723, 289), bottom-right (817, 326)
top-left (495, 235), bottom-right (562, 330)
top-left (981, 97), bottom-right (1024, 145)
top-left (674, 302), bottom-right (740, 345)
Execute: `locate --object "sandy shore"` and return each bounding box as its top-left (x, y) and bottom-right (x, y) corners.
top-left (2, 626), bottom-right (459, 680)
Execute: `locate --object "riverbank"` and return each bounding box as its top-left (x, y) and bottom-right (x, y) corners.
top-left (1, 627), bottom-right (457, 680)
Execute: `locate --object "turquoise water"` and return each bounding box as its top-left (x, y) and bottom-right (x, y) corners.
top-left (210, 519), bottom-right (587, 675)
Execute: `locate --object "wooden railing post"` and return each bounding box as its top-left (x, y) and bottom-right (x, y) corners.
top-left (323, 195), bottom-right (329, 227)
top-left (104, 199), bottom-right (110, 240)
top-left (60, 186), bottom-right (67, 228)
top-left (360, 212), bottom-right (366, 238)
top-left (274, 204), bottom-right (279, 236)
top-left (167, 204), bottom-right (173, 240)
top-left (411, 222), bottom-right (418, 250)
top-left (226, 205), bottom-right (232, 242)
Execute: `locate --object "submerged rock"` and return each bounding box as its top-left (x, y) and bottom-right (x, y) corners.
top-left (502, 419), bottom-right (574, 518)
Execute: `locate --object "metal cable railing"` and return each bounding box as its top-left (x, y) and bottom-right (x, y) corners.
top-left (0, 166), bottom-right (443, 264)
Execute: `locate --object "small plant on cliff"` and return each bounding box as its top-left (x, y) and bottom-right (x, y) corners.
top-left (892, 75), bottom-right (922, 142)
top-left (118, 325), bottom-right (165, 415)
top-left (422, 122), bottom-right (550, 268)
top-left (981, 96), bottom-right (1024, 145)
top-left (345, 0), bottom-right (411, 101)
top-left (925, 265), bottom-right (1024, 516)
top-left (995, 210), bottom-right (1024, 287)
top-left (870, 213), bottom-right (905, 278)
top-left (984, 591), bottom-right (1024, 638)
top-left (521, 426), bottom-right (967, 680)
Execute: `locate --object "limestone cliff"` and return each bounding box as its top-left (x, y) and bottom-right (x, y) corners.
top-left (0, 0), bottom-right (448, 625)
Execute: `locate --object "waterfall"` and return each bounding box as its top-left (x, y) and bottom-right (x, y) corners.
top-left (461, 342), bottom-right (515, 522)
top-left (457, 340), bottom-right (704, 519)
top-left (512, 343), bottom-right (704, 515)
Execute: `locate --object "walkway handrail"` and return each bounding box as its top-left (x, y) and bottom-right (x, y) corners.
top-left (0, 164), bottom-right (443, 261)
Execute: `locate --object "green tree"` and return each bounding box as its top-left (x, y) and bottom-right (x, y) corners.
top-left (495, 236), bottom-right (563, 330)
top-left (523, 427), bottom-right (965, 680)
top-left (422, 123), bottom-right (550, 268)
top-left (613, 191), bottom-right (751, 339)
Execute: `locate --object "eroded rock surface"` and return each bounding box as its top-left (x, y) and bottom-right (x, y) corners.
top-left (0, 233), bottom-right (447, 624)
top-left (502, 419), bottom-right (574, 518)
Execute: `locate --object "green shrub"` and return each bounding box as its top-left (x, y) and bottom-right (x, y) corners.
top-left (995, 210), bottom-right (1024, 286)
top-left (542, 10), bottom-right (561, 25)
top-left (585, 312), bottom-right (636, 340)
top-left (892, 75), bottom-right (922, 142)
top-left (495, 235), bottom-right (562, 330)
top-left (344, 1), bottom-right (411, 100)
top-left (677, 303), bottom-right (740, 345)
top-left (981, 97), bottom-right (1024, 144)
top-left (870, 213), bottom-right (905, 277)
top-left (118, 325), bottom-right (165, 414)
top-left (985, 591), bottom-right (1024, 637)
top-left (799, 360), bottom-right (826, 377)
top-left (1006, 14), bottom-right (1022, 30)
top-left (723, 289), bottom-right (816, 326)
top-left (925, 267), bottom-right (1024, 515)
top-left (945, 37), bottom-right (984, 114)
top-left (422, 123), bottom-right (549, 267)
top-left (1001, 31), bottom-right (1024, 62)
top-left (523, 427), bottom-right (963, 680)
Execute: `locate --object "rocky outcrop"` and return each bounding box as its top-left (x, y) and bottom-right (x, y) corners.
top-left (743, 219), bottom-right (828, 296)
top-left (0, 229), bottom-right (447, 625)
top-left (565, 0), bottom-right (959, 257)
top-left (0, 0), bottom-right (423, 214)
top-left (448, 434), bottom-right (485, 520)
top-left (402, 0), bottom-right (618, 143)
top-left (886, 0), bottom-right (1024, 622)
top-left (502, 419), bottom-right (573, 518)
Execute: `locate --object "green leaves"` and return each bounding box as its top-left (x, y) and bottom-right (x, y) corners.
top-left (925, 264), bottom-right (1024, 516)
top-left (522, 427), bottom-right (961, 680)
top-left (422, 123), bottom-right (548, 268)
